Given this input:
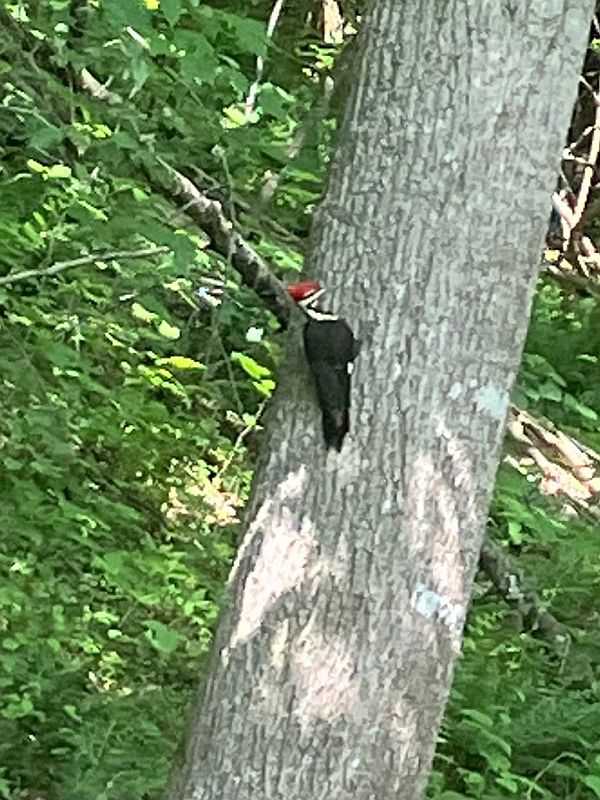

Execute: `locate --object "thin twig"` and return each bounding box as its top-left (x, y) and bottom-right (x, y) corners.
top-left (0, 246), bottom-right (169, 286)
top-left (80, 68), bottom-right (122, 104)
top-left (526, 751), bottom-right (587, 800)
top-left (215, 399), bottom-right (268, 481)
top-left (190, 165), bottom-right (303, 246)
top-left (214, 145), bottom-right (237, 264)
top-left (244, 0), bottom-right (285, 119)
top-left (551, 191), bottom-right (577, 230)
top-left (562, 124), bottom-right (600, 162)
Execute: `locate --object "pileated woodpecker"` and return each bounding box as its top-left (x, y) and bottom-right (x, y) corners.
top-left (287, 281), bottom-right (360, 451)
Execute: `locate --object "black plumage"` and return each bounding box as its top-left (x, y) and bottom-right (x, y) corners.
top-left (302, 314), bottom-right (360, 451)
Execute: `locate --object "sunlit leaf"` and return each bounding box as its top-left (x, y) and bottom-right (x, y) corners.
top-left (131, 302), bottom-right (158, 322)
top-left (156, 355), bottom-right (205, 370)
top-left (231, 351), bottom-right (271, 380)
top-left (157, 320), bottom-right (181, 339)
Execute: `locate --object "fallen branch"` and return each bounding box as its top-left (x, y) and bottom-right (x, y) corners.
top-left (479, 536), bottom-right (571, 653)
top-left (0, 246), bottom-right (169, 286)
top-left (506, 404), bottom-right (600, 514)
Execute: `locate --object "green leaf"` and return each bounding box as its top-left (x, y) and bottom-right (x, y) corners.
top-left (131, 302), bottom-right (158, 322)
top-left (63, 704), bottom-right (82, 722)
top-left (538, 379), bottom-right (562, 402)
top-left (102, 0), bottom-right (151, 29)
top-left (30, 124), bottom-right (64, 149)
top-left (156, 355), bottom-right (205, 370)
top-left (460, 708), bottom-right (495, 728)
top-left (46, 164), bottom-right (72, 180)
top-left (178, 32), bottom-right (219, 83)
top-left (157, 320), bottom-right (181, 340)
top-left (507, 520), bottom-right (523, 545)
top-left (564, 393), bottom-right (598, 421)
top-left (112, 131), bottom-right (139, 150)
top-left (231, 352), bottom-right (271, 380)
top-left (259, 84), bottom-right (293, 119)
top-left (26, 158), bottom-right (46, 174)
top-left (495, 775), bottom-right (519, 793)
top-left (2, 695), bottom-right (34, 719)
top-left (222, 104), bottom-right (248, 129)
top-left (584, 776), bottom-right (600, 798)
top-left (161, 0), bottom-right (181, 26)
top-left (223, 13), bottom-right (267, 57)
top-left (253, 378), bottom-right (274, 397)
top-left (145, 620), bottom-right (183, 654)
top-left (131, 56), bottom-right (151, 90)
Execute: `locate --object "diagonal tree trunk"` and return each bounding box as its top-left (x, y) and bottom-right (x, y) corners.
top-left (167, 2), bottom-right (593, 799)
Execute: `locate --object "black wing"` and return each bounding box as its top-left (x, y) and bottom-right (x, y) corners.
top-left (303, 317), bottom-right (357, 451)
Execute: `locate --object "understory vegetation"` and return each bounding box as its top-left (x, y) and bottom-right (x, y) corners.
top-left (2, 2), bottom-right (600, 798)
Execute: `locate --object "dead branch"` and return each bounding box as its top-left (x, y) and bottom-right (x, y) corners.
top-left (159, 161), bottom-right (292, 326)
top-left (506, 405), bottom-right (600, 515)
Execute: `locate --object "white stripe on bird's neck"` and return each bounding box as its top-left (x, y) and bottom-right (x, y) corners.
top-left (305, 306), bottom-right (339, 322)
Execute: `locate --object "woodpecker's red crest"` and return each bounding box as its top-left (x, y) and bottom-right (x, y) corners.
top-left (286, 281), bottom-right (322, 303)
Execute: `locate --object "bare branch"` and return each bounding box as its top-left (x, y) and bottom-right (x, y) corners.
top-left (506, 404), bottom-right (600, 516)
top-left (244, 0), bottom-right (285, 119)
top-left (0, 246), bottom-right (169, 287)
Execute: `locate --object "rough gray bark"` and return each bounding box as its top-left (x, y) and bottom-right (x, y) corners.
top-left (167, 2), bottom-right (592, 799)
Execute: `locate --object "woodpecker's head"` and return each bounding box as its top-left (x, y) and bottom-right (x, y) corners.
top-left (287, 280), bottom-right (340, 323)
top-left (286, 280), bottom-right (325, 310)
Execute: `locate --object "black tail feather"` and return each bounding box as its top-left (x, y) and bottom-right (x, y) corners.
top-left (311, 364), bottom-right (351, 451)
top-left (322, 407), bottom-right (349, 451)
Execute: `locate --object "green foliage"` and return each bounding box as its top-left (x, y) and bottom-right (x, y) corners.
top-left (2, 1), bottom-right (600, 799)
top-left (0, 0), bottom-right (334, 794)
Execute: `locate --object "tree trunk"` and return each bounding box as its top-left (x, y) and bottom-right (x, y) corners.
top-left (167, 2), bottom-right (592, 799)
